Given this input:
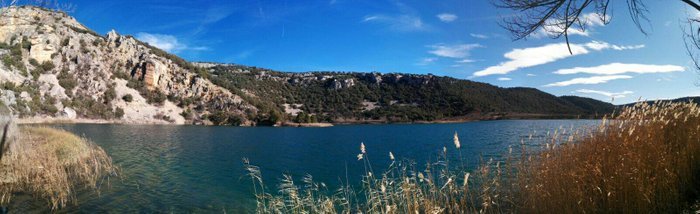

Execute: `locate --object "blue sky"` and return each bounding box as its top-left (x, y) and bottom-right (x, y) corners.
top-left (67, 0), bottom-right (700, 104)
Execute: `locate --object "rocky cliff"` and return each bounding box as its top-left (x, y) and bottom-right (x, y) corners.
top-left (0, 6), bottom-right (256, 125)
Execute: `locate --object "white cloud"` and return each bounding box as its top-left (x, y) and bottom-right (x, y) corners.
top-left (544, 75), bottom-right (632, 87)
top-left (428, 43), bottom-right (482, 58)
top-left (532, 13), bottom-right (609, 38)
top-left (416, 57), bottom-right (438, 66)
top-left (498, 77), bottom-right (512, 81)
top-left (473, 41), bottom-right (643, 77)
top-left (473, 43), bottom-right (588, 77)
top-left (554, 63), bottom-right (685, 75)
top-left (456, 59), bottom-right (476, 63)
top-left (526, 73), bottom-right (537, 77)
top-left (575, 89), bottom-right (634, 98)
top-left (136, 33), bottom-right (207, 53)
top-left (363, 14), bottom-right (429, 31)
top-left (470, 33), bottom-right (488, 39)
top-left (437, 13), bottom-right (457, 22)
top-left (584, 41), bottom-right (645, 51)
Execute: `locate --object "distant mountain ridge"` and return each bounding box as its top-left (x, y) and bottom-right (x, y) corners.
top-left (0, 6), bottom-right (614, 125)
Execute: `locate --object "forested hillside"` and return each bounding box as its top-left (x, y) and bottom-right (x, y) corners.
top-left (201, 64), bottom-right (615, 125)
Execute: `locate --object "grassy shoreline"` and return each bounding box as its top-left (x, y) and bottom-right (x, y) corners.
top-left (244, 101), bottom-right (700, 213)
top-left (0, 124), bottom-right (117, 210)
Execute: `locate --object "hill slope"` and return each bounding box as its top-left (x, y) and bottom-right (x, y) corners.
top-left (0, 6), bottom-right (613, 125)
top-left (200, 64), bottom-right (614, 124)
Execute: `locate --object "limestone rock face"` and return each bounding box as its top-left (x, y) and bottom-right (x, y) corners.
top-left (60, 107), bottom-right (76, 119)
top-left (29, 34), bottom-right (58, 63)
top-left (0, 6), bottom-right (257, 124)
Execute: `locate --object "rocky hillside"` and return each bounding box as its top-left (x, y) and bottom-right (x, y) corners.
top-left (0, 6), bottom-right (256, 125)
top-left (0, 6), bottom-right (613, 126)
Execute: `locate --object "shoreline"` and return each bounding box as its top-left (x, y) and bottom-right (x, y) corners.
top-left (16, 112), bottom-right (601, 127)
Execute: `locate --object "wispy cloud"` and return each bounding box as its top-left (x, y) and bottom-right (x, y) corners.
top-left (526, 73), bottom-right (536, 77)
top-left (137, 33), bottom-right (208, 53)
top-left (416, 57), bottom-right (438, 66)
top-left (544, 75), bottom-right (632, 87)
top-left (554, 63), bottom-right (685, 75)
top-left (473, 41), bottom-right (644, 77)
top-left (437, 13), bottom-right (457, 22)
top-left (428, 43), bottom-right (482, 58)
top-left (584, 41), bottom-right (645, 51)
top-left (362, 1), bottom-right (431, 32)
top-left (470, 33), bottom-right (488, 39)
top-left (532, 13), bottom-right (609, 38)
top-left (456, 59), bottom-right (476, 63)
top-left (498, 77), bottom-right (512, 81)
top-left (575, 89), bottom-right (634, 98)
top-left (363, 14), bottom-right (429, 32)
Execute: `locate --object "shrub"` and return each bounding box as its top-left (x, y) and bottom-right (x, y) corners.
top-left (122, 94), bottom-right (133, 102)
top-left (21, 37), bottom-right (31, 50)
top-left (112, 71), bottom-right (131, 80)
top-left (58, 71), bottom-right (77, 92)
top-left (1, 82), bottom-right (16, 90)
top-left (103, 86), bottom-right (116, 104)
top-left (180, 109), bottom-right (193, 120)
top-left (61, 38), bottom-right (70, 47)
top-left (145, 90), bottom-right (166, 105)
top-left (1, 44), bottom-right (28, 76)
top-left (207, 111), bottom-right (242, 126)
top-left (28, 58), bottom-right (39, 67)
top-left (114, 107), bottom-right (124, 118)
top-left (40, 61), bottom-right (55, 72)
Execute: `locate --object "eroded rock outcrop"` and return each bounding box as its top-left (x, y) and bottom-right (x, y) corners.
top-left (0, 6), bottom-right (257, 124)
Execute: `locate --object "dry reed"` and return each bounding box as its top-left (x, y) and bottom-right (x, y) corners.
top-left (0, 125), bottom-right (117, 210)
top-left (244, 101), bottom-right (700, 213)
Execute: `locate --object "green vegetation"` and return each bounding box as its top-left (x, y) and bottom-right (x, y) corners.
top-left (245, 101), bottom-right (700, 213)
top-left (29, 59), bottom-right (55, 78)
top-left (1, 42), bottom-right (28, 76)
top-left (57, 70), bottom-right (77, 94)
top-left (207, 65), bottom-right (614, 124)
top-left (292, 111), bottom-right (317, 123)
top-left (125, 78), bottom-right (166, 105)
top-left (205, 110), bottom-right (243, 126)
top-left (64, 96), bottom-right (117, 119)
top-left (68, 25), bottom-right (103, 38)
top-left (103, 85), bottom-right (116, 103)
top-left (122, 94), bottom-right (133, 102)
top-left (114, 107), bottom-right (124, 118)
top-left (6, 82), bottom-right (59, 117)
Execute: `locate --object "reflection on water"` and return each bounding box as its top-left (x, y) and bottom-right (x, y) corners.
top-left (14, 120), bottom-right (597, 213)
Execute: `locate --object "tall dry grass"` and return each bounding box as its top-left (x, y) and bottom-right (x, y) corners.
top-left (516, 101), bottom-right (700, 213)
top-left (244, 101), bottom-right (700, 213)
top-left (0, 125), bottom-right (117, 210)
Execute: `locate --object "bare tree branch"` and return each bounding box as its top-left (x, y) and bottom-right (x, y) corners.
top-left (496, 0), bottom-right (700, 81)
top-left (495, 0), bottom-right (647, 48)
top-left (682, 0), bottom-right (700, 11)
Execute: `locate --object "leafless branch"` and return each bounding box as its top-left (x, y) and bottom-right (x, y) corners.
top-left (495, 0), bottom-right (649, 53)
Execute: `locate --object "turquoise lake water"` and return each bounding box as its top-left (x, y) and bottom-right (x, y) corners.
top-left (14, 120), bottom-right (599, 213)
